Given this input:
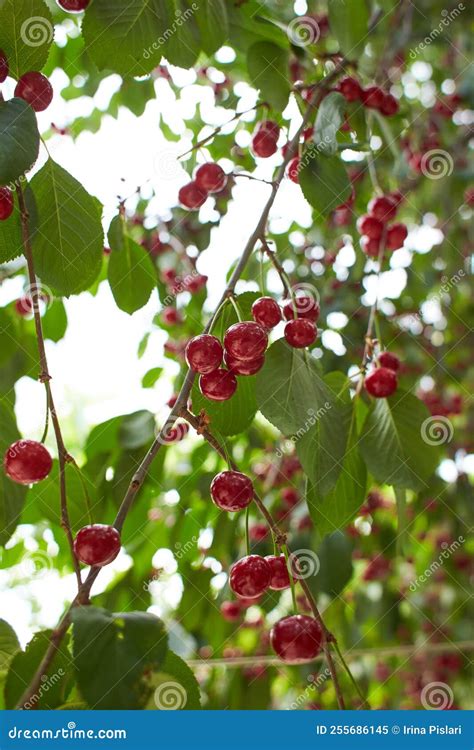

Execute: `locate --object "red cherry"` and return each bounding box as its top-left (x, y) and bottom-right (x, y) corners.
top-left (15, 296), bottom-right (34, 317)
top-left (282, 296), bottom-right (320, 322)
top-left (57, 0), bottom-right (90, 9)
top-left (361, 86), bottom-right (386, 110)
top-left (386, 222), bottom-right (408, 250)
top-left (184, 274), bottom-right (208, 294)
top-left (0, 50), bottom-right (8, 83)
top-left (338, 76), bottom-right (362, 102)
top-left (365, 367), bottom-right (398, 398)
top-left (270, 615), bottom-right (323, 662)
top-left (185, 334), bottom-right (223, 374)
top-left (194, 163), bottom-right (227, 193)
top-left (464, 187), bottom-right (474, 207)
top-left (0, 188), bottom-right (14, 221)
top-left (286, 156), bottom-right (300, 183)
top-left (252, 297), bottom-right (282, 328)
top-left (220, 600), bottom-right (241, 622)
top-left (73, 524), bottom-right (121, 567)
top-left (224, 352), bottom-right (265, 375)
top-left (199, 368), bottom-right (237, 401)
top-left (161, 268), bottom-right (177, 285)
top-left (281, 486), bottom-right (299, 507)
top-left (210, 470), bottom-right (253, 512)
top-left (284, 319), bottom-right (317, 348)
top-left (162, 307), bottom-right (181, 325)
top-left (378, 351), bottom-right (400, 372)
top-left (229, 555), bottom-right (271, 599)
top-left (4, 440), bottom-right (53, 485)
top-left (356, 214), bottom-right (383, 239)
top-left (15, 72), bottom-right (53, 112)
top-left (249, 523), bottom-right (268, 542)
top-left (257, 120), bottom-right (280, 138)
top-left (379, 92), bottom-right (399, 116)
top-left (265, 555), bottom-right (290, 590)
top-left (251, 123), bottom-right (279, 158)
top-left (368, 196), bottom-right (397, 223)
top-left (360, 236), bottom-right (381, 258)
top-left (178, 181), bottom-right (207, 210)
top-left (224, 321), bottom-right (268, 362)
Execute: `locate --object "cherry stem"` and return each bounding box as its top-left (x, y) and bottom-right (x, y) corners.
top-left (281, 544), bottom-right (297, 614)
top-left (245, 506), bottom-right (250, 556)
top-left (177, 103), bottom-right (266, 160)
top-left (260, 237), bottom-right (292, 299)
top-left (332, 639), bottom-right (371, 709)
top-left (228, 294), bottom-right (243, 322)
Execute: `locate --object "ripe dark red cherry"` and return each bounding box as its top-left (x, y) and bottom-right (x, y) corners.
top-left (199, 368), bottom-right (237, 401)
top-left (356, 214), bottom-right (383, 239)
top-left (229, 555), bottom-right (271, 599)
top-left (362, 86), bottom-right (386, 110)
top-left (185, 334), bottom-right (223, 374)
top-left (73, 524), bottom-right (121, 567)
top-left (224, 321), bottom-right (268, 362)
top-left (57, 0), bottom-right (90, 11)
top-left (286, 156), bottom-right (300, 183)
top-left (178, 181), bottom-right (207, 210)
top-left (257, 120), bottom-right (279, 138)
top-left (0, 188), bottom-right (14, 221)
top-left (281, 486), bottom-right (299, 507)
top-left (282, 296), bottom-right (320, 322)
top-left (265, 555), bottom-right (290, 591)
top-left (380, 92), bottom-right (399, 116)
top-left (220, 600), bottom-right (242, 622)
top-left (338, 76), bottom-right (362, 102)
top-left (251, 122), bottom-right (279, 158)
top-left (378, 351), bottom-right (400, 372)
top-left (194, 163), bottom-right (227, 193)
top-left (284, 319), bottom-right (317, 348)
top-left (162, 307), bottom-right (181, 325)
top-left (15, 72), bottom-right (53, 112)
top-left (360, 236), bottom-right (381, 258)
top-left (15, 296), bottom-right (34, 317)
top-left (4, 440), bottom-right (53, 485)
top-left (368, 196), bottom-right (397, 223)
top-left (0, 50), bottom-right (8, 83)
top-left (271, 615), bottom-right (323, 662)
top-left (224, 352), bottom-right (265, 375)
top-left (365, 367), bottom-right (398, 398)
top-left (211, 470), bottom-right (253, 512)
top-left (252, 297), bottom-right (282, 328)
top-left (386, 222), bottom-right (408, 250)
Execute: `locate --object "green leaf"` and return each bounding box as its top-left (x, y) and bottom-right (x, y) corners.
top-left (161, 0), bottom-right (201, 69)
top-left (359, 390), bottom-right (440, 491)
top-left (311, 531), bottom-right (353, 598)
top-left (30, 160), bottom-right (104, 296)
top-left (82, 0), bottom-right (171, 77)
top-left (0, 184), bottom-right (38, 264)
top-left (5, 630), bottom-right (72, 709)
top-left (146, 651), bottom-right (201, 710)
top-left (119, 410), bottom-right (156, 450)
top-left (142, 367), bottom-right (163, 388)
top-left (0, 0), bottom-right (54, 78)
top-left (195, 0), bottom-right (228, 56)
top-left (0, 400), bottom-right (27, 547)
top-left (313, 91), bottom-right (346, 155)
top-left (328, 0), bottom-right (370, 59)
top-left (0, 619), bottom-right (20, 671)
top-left (299, 147), bottom-right (351, 217)
top-left (41, 300), bottom-right (67, 342)
top-left (0, 98), bottom-right (40, 185)
top-left (247, 41), bottom-right (290, 111)
top-left (71, 606), bottom-right (168, 709)
top-left (107, 214), bottom-right (156, 314)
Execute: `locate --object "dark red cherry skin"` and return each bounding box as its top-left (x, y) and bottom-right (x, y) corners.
top-left (194, 163), bottom-right (227, 193)
top-left (271, 615), bottom-right (323, 662)
top-left (368, 196), bottom-right (397, 223)
top-left (73, 524), bottom-right (121, 567)
top-left (0, 188), bottom-right (14, 221)
top-left (0, 50), bottom-right (8, 83)
top-left (229, 555), bottom-right (271, 599)
top-left (220, 600), bottom-right (241, 622)
top-left (380, 92), bottom-right (399, 116)
top-left (282, 296), bottom-right (320, 322)
top-left (281, 486), bottom-right (299, 507)
top-left (185, 334), bottom-right (223, 374)
top-left (178, 181), bottom-right (207, 210)
top-left (224, 321), bottom-right (268, 362)
top-left (365, 367), bottom-right (398, 398)
top-left (224, 351), bottom-right (264, 376)
top-left (57, 0), bottom-right (90, 10)
top-left (265, 555), bottom-right (290, 591)
top-left (15, 72), bottom-right (53, 112)
top-left (286, 156), bottom-right (300, 183)
top-left (386, 222), bottom-right (408, 250)
top-left (361, 236), bottom-right (381, 258)
top-left (378, 351), bottom-right (400, 372)
top-left (251, 130), bottom-right (278, 158)
top-left (210, 470), bottom-right (253, 512)
top-left (15, 296), bottom-right (34, 317)
top-left (4, 440), bottom-right (53, 485)
top-left (356, 214), bottom-right (383, 239)
top-left (338, 76), bottom-right (362, 102)
top-left (199, 368), bottom-right (237, 401)
top-left (362, 86), bottom-right (386, 110)
top-left (252, 297), bottom-right (282, 328)
top-left (284, 319), bottom-right (317, 348)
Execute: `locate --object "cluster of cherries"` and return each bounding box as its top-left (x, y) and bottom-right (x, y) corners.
top-left (178, 163), bottom-right (228, 210)
top-left (185, 294), bottom-right (319, 401)
top-left (338, 76), bottom-right (399, 117)
top-left (365, 350), bottom-right (400, 398)
top-left (356, 194), bottom-right (408, 258)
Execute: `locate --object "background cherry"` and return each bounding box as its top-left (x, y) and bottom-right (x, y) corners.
top-left (378, 351), bottom-right (400, 371)
top-left (220, 600), bottom-right (241, 622)
top-left (57, 0), bottom-right (90, 11)
top-left (270, 614), bottom-right (323, 661)
top-left (73, 524), bottom-right (121, 566)
top-left (4, 440), bottom-right (53, 485)
top-left (0, 50), bottom-right (8, 82)
top-left (265, 555), bottom-right (290, 590)
top-left (210, 470), bottom-right (253, 512)
top-left (178, 181), bottom-right (207, 210)
top-left (229, 555), bottom-right (271, 598)
top-left (15, 72), bottom-right (53, 112)
top-left (282, 296), bottom-right (319, 322)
